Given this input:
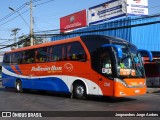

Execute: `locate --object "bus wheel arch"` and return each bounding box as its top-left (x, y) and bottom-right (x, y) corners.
top-left (72, 80), bottom-right (87, 100)
top-left (15, 79), bottom-right (23, 93)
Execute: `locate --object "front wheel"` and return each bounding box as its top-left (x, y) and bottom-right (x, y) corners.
top-left (73, 83), bottom-right (86, 100)
top-left (16, 80), bottom-right (23, 93)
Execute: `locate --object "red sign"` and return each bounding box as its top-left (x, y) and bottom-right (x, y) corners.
top-left (133, 0), bottom-right (141, 3)
top-left (60, 10), bottom-right (87, 33)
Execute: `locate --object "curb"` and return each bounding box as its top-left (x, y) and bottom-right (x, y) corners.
top-left (147, 88), bottom-right (160, 93)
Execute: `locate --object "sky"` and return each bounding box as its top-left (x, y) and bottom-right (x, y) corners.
top-left (0, 0), bottom-right (160, 51)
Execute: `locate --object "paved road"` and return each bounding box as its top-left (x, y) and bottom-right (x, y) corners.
top-left (0, 81), bottom-right (160, 119)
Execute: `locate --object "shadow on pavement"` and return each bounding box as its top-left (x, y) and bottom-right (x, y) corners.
top-left (86, 95), bottom-right (137, 103)
top-left (0, 87), bottom-right (137, 103)
top-left (0, 80), bottom-right (137, 103)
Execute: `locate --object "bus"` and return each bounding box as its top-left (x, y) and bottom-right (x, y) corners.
top-left (2, 35), bottom-right (148, 99)
top-left (140, 51), bottom-right (160, 87)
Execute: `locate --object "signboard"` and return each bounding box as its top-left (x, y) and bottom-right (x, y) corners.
top-left (60, 10), bottom-right (87, 33)
top-left (88, 0), bottom-right (148, 25)
top-left (127, 0), bottom-right (148, 16)
top-left (88, 0), bottom-right (126, 25)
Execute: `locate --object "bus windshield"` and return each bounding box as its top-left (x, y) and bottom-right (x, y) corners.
top-left (81, 35), bottom-right (145, 78)
top-left (115, 44), bottom-right (145, 78)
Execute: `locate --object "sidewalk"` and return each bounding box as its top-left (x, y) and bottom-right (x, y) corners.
top-left (147, 87), bottom-right (160, 93)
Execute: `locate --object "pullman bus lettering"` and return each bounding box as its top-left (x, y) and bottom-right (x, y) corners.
top-left (31, 66), bottom-right (62, 71)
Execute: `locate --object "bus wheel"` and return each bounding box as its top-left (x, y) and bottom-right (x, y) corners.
top-left (73, 83), bottom-right (86, 100)
top-left (16, 80), bottom-right (23, 93)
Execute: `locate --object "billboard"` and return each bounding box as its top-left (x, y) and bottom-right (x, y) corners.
top-left (88, 0), bottom-right (148, 25)
top-left (127, 0), bottom-right (148, 16)
top-left (60, 10), bottom-right (87, 33)
top-left (88, 0), bottom-right (126, 25)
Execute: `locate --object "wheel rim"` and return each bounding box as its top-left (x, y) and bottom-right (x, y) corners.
top-left (17, 83), bottom-right (20, 91)
top-left (76, 86), bottom-right (84, 96)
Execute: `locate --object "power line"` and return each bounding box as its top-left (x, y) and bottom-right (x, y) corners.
top-left (0, 9), bottom-right (29, 27)
top-left (33, 0), bottom-right (44, 3)
top-left (1, 1), bottom-right (160, 49)
top-left (0, 0), bottom-right (57, 47)
top-left (0, 0), bottom-right (56, 30)
top-left (34, 0), bottom-right (55, 7)
top-left (0, 0), bottom-right (43, 24)
top-left (33, 13), bottom-right (160, 34)
top-left (1, 17), bottom-right (160, 49)
top-left (0, 2), bottom-right (28, 23)
top-left (34, 17), bottom-right (160, 37)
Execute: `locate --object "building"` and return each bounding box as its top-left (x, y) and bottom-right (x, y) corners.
top-left (51, 15), bottom-right (160, 51)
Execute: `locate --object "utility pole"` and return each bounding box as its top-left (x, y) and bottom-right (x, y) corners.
top-left (30, 0), bottom-right (34, 46)
top-left (11, 28), bottom-right (20, 49)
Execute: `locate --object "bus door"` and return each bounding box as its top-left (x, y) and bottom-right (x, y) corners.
top-left (97, 48), bottom-right (114, 96)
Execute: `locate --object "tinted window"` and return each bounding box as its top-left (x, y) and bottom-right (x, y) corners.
top-left (81, 36), bottom-right (109, 54)
top-left (35, 47), bottom-right (48, 63)
top-left (152, 52), bottom-right (160, 57)
top-left (3, 54), bottom-right (11, 65)
top-left (11, 53), bottom-right (19, 64)
top-left (4, 52), bottom-right (24, 65)
top-left (23, 49), bottom-right (35, 64)
top-left (139, 51), bottom-right (148, 57)
top-left (91, 48), bottom-right (114, 77)
top-left (49, 44), bottom-right (66, 61)
top-left (48, 42), bottom-right (86, 62)
top-left (66, 42), bottom-right (86, 61)
top-left (17, 52), bottom-right (24, 64)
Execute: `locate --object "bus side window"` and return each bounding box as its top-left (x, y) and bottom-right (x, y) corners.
top-left (24, 50), bottom-right (35, 64)
top-left (35, 47), bottom-right (47, 63)
top-left (35, 50), bottom-right (40, 62)
top-left (49, 45), bottom-right (63, 62)
top-left (11, 53), bottom-right (18, 65)
top-left (22, 51), bottom-right (27, 64)
top-left (66, 42), bottom-right (86, 62)
top-left (67, 45), bottom-right (71, 60)
top-left (3, 54), bottom-right (11, 65)
top-left (17, 52), bottom-right (23, 64)
top-left (100, 49), bottom-right (112, 75)
top-left (62, 46), bottom-right (66, 60)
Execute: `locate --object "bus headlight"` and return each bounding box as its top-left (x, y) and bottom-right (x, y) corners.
top-left (114, 78), bottom-right (128, 87)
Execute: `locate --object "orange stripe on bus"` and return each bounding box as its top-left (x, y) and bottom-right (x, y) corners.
top-left (10, 65), bottom-right (21, 75)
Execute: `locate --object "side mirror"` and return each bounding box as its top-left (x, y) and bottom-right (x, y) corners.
top-left (101, 44), bottom-right (122, 58)
top-left (138, 49), bottom-right (153, 61)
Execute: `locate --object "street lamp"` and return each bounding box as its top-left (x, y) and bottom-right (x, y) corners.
top-left (9, 7), bottom-right (30, 28)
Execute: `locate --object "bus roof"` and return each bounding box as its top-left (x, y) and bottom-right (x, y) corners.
top-left (5, 35), bottom-right (132, 54)
top-left (5, 36), bottom-right (81, 54)
top-left (81, 35), bottom-right (131, 45)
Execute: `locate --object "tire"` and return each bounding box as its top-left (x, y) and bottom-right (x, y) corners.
top-left (73, 83), bottom-right (86, 100)
top-left (16, 80), bottom-right (23, 93)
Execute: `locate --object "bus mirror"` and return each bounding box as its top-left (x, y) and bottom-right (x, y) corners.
top-left (138, 49), bottom-right (153, 61)
top-left (101, 44), bottom-right (122, 58)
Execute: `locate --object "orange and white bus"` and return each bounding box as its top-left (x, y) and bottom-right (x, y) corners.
top-left (2, 35), bottom-right (148, 99)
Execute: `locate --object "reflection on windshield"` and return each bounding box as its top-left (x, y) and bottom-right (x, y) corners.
top-left (115, 44), bottom-right (144, 77)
